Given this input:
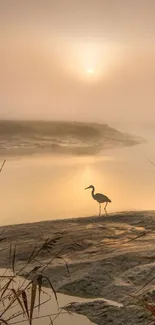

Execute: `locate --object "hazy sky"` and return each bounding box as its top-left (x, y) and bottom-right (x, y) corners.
top-left (0, 0), bottom-right (155, 123)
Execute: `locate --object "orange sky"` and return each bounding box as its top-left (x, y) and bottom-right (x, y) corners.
top-left (0, 0), bottom-right (155, 122)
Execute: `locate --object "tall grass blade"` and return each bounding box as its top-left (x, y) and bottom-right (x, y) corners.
top-left (57, 256), bottom-right (70, 275)
top-left (0, 319), bottom-right (9, 324)
top-left (12, 246), bottom-right (16, 275)
top-left (21, 290), bottom-right (29, 319)
top-left (0, 160), bottom-right (6, 173)
top-left (29, 280), bottom-right (37, 325)
top-left (11, 289), bottom-right (26, 317)
top-left (0, 278), bottom-right (14, 299)
top-left (49, 316), bottom-right (54, 325)
top-left (37, 275), bottom-right (42, 313)
top-left (44, 276), bottom-right (58, 309)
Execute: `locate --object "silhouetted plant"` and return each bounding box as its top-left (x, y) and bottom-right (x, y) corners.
top-left (0, 234), bottom-right (78, 325)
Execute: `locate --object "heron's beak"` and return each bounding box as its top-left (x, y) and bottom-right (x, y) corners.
top-left (85, 186), bottom-right (89, 190)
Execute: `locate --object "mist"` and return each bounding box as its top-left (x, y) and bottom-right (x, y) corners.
top-left (0, 0), bottom-right (155, 124)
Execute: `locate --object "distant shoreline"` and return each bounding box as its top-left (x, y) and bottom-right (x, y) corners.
top-left (0, 120), bottom-right (144, 157)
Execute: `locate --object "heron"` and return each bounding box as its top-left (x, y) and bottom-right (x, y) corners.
top-left (85, 185), bottom-right (111, 216)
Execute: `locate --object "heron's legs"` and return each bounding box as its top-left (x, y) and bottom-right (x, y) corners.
top-left (99, 203), bottom-right (101, 216)
top-left (104, 202), bottom-right (108, 216)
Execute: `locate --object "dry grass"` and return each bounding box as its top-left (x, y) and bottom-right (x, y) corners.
top-left (0, 232), bottom-right (77, 325)
top-left (2, 159), bottom-right (155, 324)
top-left (0, 160), bottom-right (78, 325)
top-left (0, 160), bottom-right (6, 174)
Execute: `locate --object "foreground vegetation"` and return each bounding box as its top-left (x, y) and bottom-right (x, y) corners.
top-left (1, 161), bottom-right (155, 324)
top-left (0, 235), bottom-right (70, 324)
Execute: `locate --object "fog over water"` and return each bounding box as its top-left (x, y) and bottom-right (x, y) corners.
top-left (0, 1), bottom-right (155, 225)
top-left (0, 120), bottom-right (154, 226)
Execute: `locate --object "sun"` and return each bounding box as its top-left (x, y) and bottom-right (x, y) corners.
top-left (86, 68), bottom-right (94, 74)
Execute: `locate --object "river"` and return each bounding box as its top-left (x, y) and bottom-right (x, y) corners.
top-left (0, 122), bottom-right (155, 226)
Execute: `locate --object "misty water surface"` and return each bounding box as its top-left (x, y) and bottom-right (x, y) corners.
top-left (0, 121), bottom-right (154, 226)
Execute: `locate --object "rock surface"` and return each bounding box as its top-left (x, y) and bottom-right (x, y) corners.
top-left (0, 211), bottom-right (155, 324)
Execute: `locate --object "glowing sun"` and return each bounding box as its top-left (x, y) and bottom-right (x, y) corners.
top-left (86, 68), bottom-right (94, 74)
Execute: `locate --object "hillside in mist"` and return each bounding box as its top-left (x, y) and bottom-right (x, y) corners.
top-left (0, 120), bottom-right (143, 156)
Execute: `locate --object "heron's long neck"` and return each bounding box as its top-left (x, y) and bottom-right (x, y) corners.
top-left (91, 187), bottom-right (95, 199)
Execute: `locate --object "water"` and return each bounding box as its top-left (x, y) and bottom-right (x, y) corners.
top-left (0, 269), bottom-right (95, 325)
top-left (0, 120), bottom-right (155, 226)
top-left (0, 269), bottom-right (122, 325)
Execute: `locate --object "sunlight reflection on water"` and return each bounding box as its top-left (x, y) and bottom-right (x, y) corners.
top-left (0, 134), bottom-right (155, 225)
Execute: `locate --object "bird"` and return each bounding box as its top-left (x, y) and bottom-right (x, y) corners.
top-left (85, 185), bottom-right (111, 216)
